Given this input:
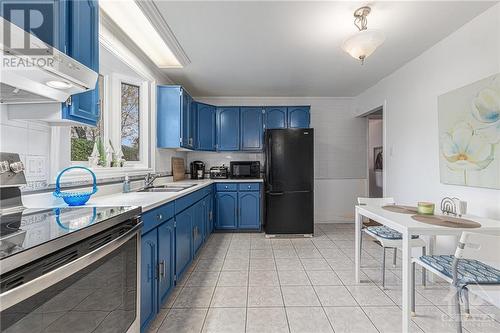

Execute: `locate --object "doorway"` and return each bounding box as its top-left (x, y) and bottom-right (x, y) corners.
top-left (364, 107), bottom-right (383, 198)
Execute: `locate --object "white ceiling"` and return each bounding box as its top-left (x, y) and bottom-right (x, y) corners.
top-left (154, 1), bottom-right (496, 97)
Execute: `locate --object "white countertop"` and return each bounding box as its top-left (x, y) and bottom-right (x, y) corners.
top-left (86, 178), bottom-right (264, 212)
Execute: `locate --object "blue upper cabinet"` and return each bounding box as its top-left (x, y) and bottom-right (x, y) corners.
top-left (240, 107), bottom-right (264, 151)
top-left (157, 86), bottom-right (195, 149)
top-left (196, 103), bottom-right (216, 151)
top-left (61, 0), bottom-right (100, 126)
top-left (287, 106), bottom-right (310, 128)
top-left (265, 107), bottom-right (287, 129)
top-left (217, 107), bottom-right (240, 151)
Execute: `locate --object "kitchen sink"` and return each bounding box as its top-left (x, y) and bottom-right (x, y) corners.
top-left (139, 183), bottom-right (197, 193)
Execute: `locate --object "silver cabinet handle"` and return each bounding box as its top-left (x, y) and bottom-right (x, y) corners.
top-left (159, 260), bottom-right (166, 280)
top-left (157, 213), bottom-right (163, 221)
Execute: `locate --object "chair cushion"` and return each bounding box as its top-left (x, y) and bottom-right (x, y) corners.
top-left (420, 255), bottom-right (500, 284)
top-left (365, 225), bottom-right (419, 240)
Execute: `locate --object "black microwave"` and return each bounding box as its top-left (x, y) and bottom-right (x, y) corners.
top-left (230, 161), bottom-right (260, 178)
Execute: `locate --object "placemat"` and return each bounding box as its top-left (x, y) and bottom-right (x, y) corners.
top-left (382, 205), bottom-right (418, 214)
top-left (411, 215), bottom-right (481, 228)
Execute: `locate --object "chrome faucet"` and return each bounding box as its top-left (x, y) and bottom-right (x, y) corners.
top-left (144, 173), bottom-right (159, 188)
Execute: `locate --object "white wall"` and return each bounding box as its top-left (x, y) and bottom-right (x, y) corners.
top-left (355, 4), bottom-right (500, 219)
top-left (196, 96), bottom-right (367, 223)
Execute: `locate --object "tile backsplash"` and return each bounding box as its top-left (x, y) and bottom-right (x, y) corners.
top-left (0, 105), bottom-right (50, 191)
top-left (186, 151), bottom-right (264, 171)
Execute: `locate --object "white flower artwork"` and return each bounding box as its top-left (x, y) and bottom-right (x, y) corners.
top-left (438, 73), bottom-right (500, 189)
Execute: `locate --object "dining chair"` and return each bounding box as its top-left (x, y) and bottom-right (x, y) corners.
top-left (358, 197), bottom-right (427, 289)
top-left (411, 231), bottom-right (500, 333)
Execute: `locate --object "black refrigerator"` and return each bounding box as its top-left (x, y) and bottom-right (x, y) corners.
top-left (265, 128), bottom-right (314, 235)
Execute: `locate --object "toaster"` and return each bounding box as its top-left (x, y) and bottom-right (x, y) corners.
top-left (209, 166), bottom-right (229, 179)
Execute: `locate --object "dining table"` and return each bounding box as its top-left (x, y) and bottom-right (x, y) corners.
top-left (354, 204), bottom-right (500, 333)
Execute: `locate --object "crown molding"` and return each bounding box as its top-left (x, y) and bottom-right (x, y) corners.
top-left (99, 11), bottom-right (173, 84)
top-left (135, 0), bottom-right (191, 68)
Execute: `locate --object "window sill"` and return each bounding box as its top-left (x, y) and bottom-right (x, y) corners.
top-left (53, 166), bottom-right (154, 185)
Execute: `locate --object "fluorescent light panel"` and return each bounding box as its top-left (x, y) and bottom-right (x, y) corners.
top-left (99, 0), bottom-right (182, 68)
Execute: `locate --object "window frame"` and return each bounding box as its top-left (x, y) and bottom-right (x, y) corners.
top-left (113, 74), bottom-right (148, 167)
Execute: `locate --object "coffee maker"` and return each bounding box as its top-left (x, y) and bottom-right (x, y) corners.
top-left (190, 161), bottom-right (205, 179)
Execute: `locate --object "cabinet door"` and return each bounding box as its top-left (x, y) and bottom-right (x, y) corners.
top-left (216, 107), bottom-right (240, 151)
top-left (240, 107), bottom-right (264, 151)
top-left (197, 103), bottom-right (216, 151)
top-left (207, 195), bottom-right (214, 235)
top-left (181, 91), bottom-right (191, 148)
top-left (287, 106), bottom-right (310, 128)
top-left (175, 207), bottom-right (193, 279)
top-left (238, 191), bottom-right (261, 229)
top-left (265, 107), bottom-right (287, 129)
top-left (157, 219), bottom-right (175, 308)
top-left (215, 192), bottom-right (237, 230)
top-left (62, 0), bottom-right (100, 126)
top-left (140, 230), bottom-right (157, 332)
top-left (192, 201), bottom-right (204, 254)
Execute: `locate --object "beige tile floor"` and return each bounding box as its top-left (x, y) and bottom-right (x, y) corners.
top-left (147, 223), bottom-right (500, 333)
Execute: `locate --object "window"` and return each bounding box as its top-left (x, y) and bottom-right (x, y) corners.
top-left (71, 75), bottom-right (105, 162)
top-left (121, 83), bottom-right (140, 161)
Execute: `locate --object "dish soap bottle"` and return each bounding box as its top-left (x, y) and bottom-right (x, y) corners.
top-left (123, 174), bottom-right (131, 193)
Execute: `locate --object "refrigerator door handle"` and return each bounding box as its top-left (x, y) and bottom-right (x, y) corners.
top-left (267, 192), bottom-right (284, 196)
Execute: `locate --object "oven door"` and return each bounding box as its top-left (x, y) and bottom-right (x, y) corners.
top-left (0, 223), bottom-right (141, 333)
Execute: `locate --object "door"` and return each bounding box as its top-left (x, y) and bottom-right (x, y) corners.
top-left (192, 201), bottom-right (204, 254)
top-left (265, 107), bottom-right (287, 129)
top-left (141, 229), bottom-right (157, 332)
top-left (215, 192), bottom-right (237, 229)
top-left (189, 98), bottom-right (197, 149)
top-left (265, 129), bottom-right (314, 193)
top-left (157, 219), bottom-right (175, 308)
top-left (62, 0), bottom-right (100, 125)
top-left (175, 207), bottom-right (193, 279)
top-left (287, 106), bottom-right (310, 128)
top-left (238, 191), bottom-right (260, 229)
top-left (217, 107), bottom-right (240, 150)
top-left (240, 107), bottom-right (264, 151)
top-left (197, 103), bottom-right (216, 150)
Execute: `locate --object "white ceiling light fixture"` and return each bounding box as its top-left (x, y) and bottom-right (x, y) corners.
top-left (342, 6), bottom-right (385, 65)
top-left (99, 0), bottom-right (183, 68)
top-left (46, 80), bottom-right (73, 89)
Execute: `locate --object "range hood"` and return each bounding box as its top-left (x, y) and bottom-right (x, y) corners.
top-left (0, 17), bottom-right (98, 104)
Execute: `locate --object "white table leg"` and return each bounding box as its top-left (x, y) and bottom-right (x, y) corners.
top-left (355, 206), bottom-right (361, 283)
top-left (402, 230), bottom-right (412, 333)
top-left (428, 235), bottom-right (436, 283)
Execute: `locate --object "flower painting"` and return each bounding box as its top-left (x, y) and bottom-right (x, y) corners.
top-left (438, 73), bottom-right (500, 189)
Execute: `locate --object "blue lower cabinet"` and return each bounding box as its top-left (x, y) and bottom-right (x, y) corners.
top-left (287, 106), bottom-right (310, 128)
top-left (157, 219), bottom-right (175, 307)
top-left (140, 230), bottom-right (158, 332)
top-left (175, 207), bottom-right (193, 279)
top-left (192, 201), bottom-right (205, 254)
top-left (238, 191), bottom-right (260, 229)
top-left (207, 195), bottom-right (214, 235)
top-left (215, 183), bottom-right (261, 231)
top-left (215, 192), bottom-right (238, 230)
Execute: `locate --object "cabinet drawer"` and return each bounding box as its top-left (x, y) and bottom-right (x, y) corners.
top-left (238, 183), bottom-right (260, 191)
top-left (216, 183), bottom-right (238, 191)
top-left (141, 202), bottom-right (175, 234)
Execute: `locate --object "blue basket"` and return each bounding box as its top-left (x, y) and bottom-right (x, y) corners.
top-left (53, 166), bottom-right (98, 206)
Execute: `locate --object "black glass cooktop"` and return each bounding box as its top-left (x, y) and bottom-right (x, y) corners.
top-left (0, 206), bottom-right (140, 261)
